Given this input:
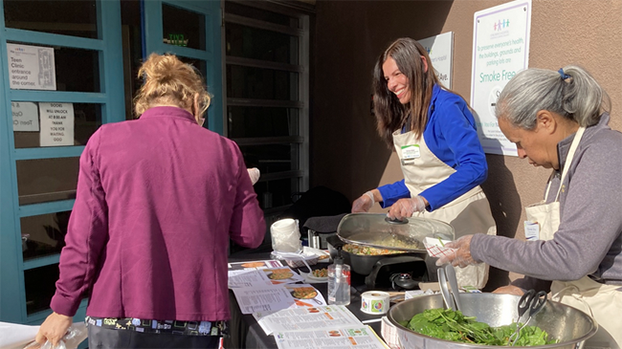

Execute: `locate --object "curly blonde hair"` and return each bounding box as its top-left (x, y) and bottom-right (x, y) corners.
top-left (134, 53), bottom-right (211, 123)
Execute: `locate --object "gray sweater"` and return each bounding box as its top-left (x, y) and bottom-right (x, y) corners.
top-left (471, 113), bottom-right (622, 290)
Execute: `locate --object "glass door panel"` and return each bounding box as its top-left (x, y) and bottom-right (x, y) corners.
top-left (227, 107), bottom-right (299, 138)
top-left (226, 23), bottom-right (298, 64)
top-left (225, 1), bottom-right (309, 214)
top-left (24, 264), bottom-right (60, 315)
top-left (16, 157), bottom-right (79, 205)
top-left (227, 65), bottom-right (298, 100)
top-left (3, 0), bottom-right (99, 39)
top-left (225, 2), bottom-right (297, 28)
top-left (21, 211), bottom-right (71, 261)
top-left (7, 42), bottom-right (101, 92)
top-left (13, 102), bottom-right (103, 148)
top-left (1, 0), bottom-right (124, 324)
top-left (239, 143), bottom-right (299, 173)
top-left (143, 0), bottom-right (222, 134)
top-left (162, 3), bottom-right (206, 50)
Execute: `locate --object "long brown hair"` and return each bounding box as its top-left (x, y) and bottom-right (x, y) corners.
top-left (373, 38), bottom-right (440, 147)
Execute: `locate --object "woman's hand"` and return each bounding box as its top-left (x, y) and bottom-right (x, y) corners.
top-left (247, 168), bottom-right (260, 185)
top-left (352, 190), bottom-right (376, 212)
top-left (35, 312), bottom-right (73, 348)
top-left (387, 196), bottom-right (427, 220)
top-left (492, 285), bottom-right (525, 296)
top-left (436, 235), bottom-right (477, 268)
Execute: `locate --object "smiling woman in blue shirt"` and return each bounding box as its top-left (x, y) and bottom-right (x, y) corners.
top-left (351, 37), bottom-right (496, 289)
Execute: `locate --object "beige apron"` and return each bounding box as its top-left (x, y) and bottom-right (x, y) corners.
top-left (392, 130), bottom-right (497, 289)
top-left (525, 127), bottom-right (622, 348)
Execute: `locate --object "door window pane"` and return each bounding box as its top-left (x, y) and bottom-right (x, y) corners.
top-left (239, 144), bottom-right (299, 173)
top-left (227, 65), bottom-right (298, 100)
top-left (21, 211), bottom-right (70, 261)
top-left (25, 264), bottom-right (59, 315)
top-left (162, 3), bottom-right (206, 51)
top-left (7, 42), bottom-right (101, 92)
top-left (228, 107), bottom-right (298, 138)
top-left (3, 0), bottom-right (98, 39)
top-left (226, 23), bottom-right (298, 64)
top-left (225, 2), bottom-right (298, 28)
top-left (13, 102), bottom-right (102, 148)
top-left (16, 157), bottom-right (79, 205)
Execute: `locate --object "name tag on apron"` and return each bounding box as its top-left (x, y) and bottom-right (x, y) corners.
top-left (523, 221), bottom-right (540, 241)
top-left (401, 144), bottom-right (420, 165)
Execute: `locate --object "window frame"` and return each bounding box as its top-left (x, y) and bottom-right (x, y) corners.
top-left (224, 0), bottom-right (310, 216)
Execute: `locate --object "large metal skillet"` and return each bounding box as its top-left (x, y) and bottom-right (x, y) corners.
top-left (336, 213), bottom-right (455, 253)
top-left (332, 213), bottom-right (455, 279)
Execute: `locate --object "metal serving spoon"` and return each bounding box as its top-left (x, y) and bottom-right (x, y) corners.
top-left (437, 264), bottom-right (461, 311)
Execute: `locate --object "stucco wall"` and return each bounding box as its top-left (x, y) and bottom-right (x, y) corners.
top-left (311, 0), bottom-right (622, 290)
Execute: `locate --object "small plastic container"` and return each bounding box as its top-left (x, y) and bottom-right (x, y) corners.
top-left (327, 257), bottom-right (351, 305)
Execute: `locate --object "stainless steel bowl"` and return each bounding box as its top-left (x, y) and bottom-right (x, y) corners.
top-left (387, 293), bottom-right (597, 349)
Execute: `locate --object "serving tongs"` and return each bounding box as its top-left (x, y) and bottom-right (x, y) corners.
top-left (437, 264), bottom-right (462, 311)
top-left (509, 289), bottom-right (547, 346)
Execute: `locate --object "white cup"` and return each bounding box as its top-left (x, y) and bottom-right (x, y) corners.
top-left (271, 218), bottom-right (301, 253)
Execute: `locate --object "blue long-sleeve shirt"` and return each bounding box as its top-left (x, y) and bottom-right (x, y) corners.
top-left (378, 85), bottom-right (488, 211)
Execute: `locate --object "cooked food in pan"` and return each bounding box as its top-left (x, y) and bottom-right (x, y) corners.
top-left (342, 243), bottom-right (408, 256)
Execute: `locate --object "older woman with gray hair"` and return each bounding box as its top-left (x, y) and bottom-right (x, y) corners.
top-left (438, 65), bottom-right (622, 347)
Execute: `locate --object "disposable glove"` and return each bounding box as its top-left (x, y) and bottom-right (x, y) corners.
top-left (387, 195), bottom-right (427, 220)
top-left (352, 191), bottom-right (375, 213)
top-left (27, 323), bottom-right (88, 349)
top-left (247, 168), bottom-right (260, 185)
top-left (435, 235), bottom-right (477, 268)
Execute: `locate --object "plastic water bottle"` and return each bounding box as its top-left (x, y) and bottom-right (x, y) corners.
top-left (327, 257), bottom-right (351, 305)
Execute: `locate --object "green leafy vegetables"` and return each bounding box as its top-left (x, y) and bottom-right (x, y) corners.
top-left (399, 308), bottom-right (557, 346)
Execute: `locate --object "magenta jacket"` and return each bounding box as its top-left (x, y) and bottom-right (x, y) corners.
top-left (50, 106), bottom-right (265, 321)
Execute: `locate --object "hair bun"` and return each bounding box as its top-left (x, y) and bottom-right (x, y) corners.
top-left (142, 55), bottom-right (179, 84)
top-left (134, 53), bottom-right (210, 119)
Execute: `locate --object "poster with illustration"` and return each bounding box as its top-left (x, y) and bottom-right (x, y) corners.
top-left (471, 0), bottom-right (531, 156)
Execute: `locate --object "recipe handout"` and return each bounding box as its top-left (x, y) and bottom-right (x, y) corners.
top-left (231, 285), bottom-right (297, 314)
top-left (228, 260), bottom-right (283, 270)
top-left (231, 283), bottom-right (327, 314)
top-left (274, 326), bottom-right (389, 349)
top-left (228, 266), bottom-right (304, 289)
top-left (253, 305), bottom-right (363, 336)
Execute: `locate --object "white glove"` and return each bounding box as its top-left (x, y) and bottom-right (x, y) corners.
top-left (435, 235), bottom-right (478, 268)
top-left (387, 195), bottom-right (427, 220)
top-left (352, 191), bottom-right (375, 212)
top-left (247, 168), bottom-right (260, 185)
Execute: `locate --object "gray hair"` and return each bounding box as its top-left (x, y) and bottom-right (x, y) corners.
top-left (495, 65), bottom-right (610, 129)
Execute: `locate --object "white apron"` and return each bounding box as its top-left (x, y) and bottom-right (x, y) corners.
top-left (525, 127), bottom-right (622, 348)
top-left (392, 130), bottom-right (497, 289)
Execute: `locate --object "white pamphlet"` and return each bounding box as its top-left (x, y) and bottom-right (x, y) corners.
top-left (274, 326), bottom-right (389, 349)
top-left (253, 305), bottom-right (363, 336)
top-left (231, 285), bottom-right (296, 314)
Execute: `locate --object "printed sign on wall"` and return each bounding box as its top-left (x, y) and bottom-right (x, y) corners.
top-left (471, 0), bottom-right (531, 156)
top-left (419, 32), bottom-right (454, 89)
top-left (7, 43), bottom-right (56, 91)
top-left (39, 103), bottom-right (74, 146)
top-left (12, 102), bottom-right (40, 132)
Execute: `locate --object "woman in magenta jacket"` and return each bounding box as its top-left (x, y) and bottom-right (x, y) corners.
top-left (35, 53), bottom-right (265, 349)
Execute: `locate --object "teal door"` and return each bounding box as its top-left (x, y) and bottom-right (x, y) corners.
top-left (142, 0), bottom-right (223, 134)
top-left (0, 0), bottom-right (124, 324)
